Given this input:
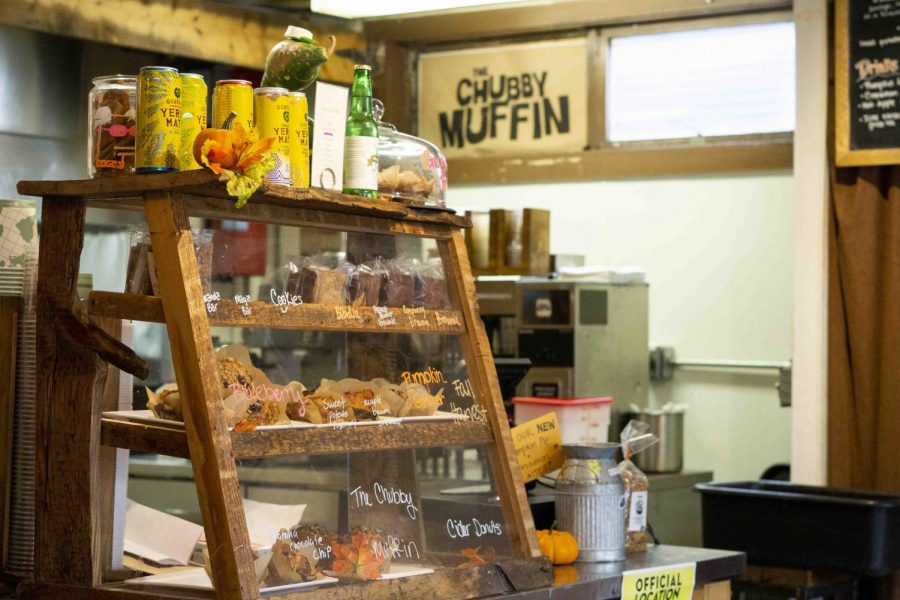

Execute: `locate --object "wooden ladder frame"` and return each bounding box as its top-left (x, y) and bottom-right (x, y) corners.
top-left (20, 172), bottom-right (549, 600)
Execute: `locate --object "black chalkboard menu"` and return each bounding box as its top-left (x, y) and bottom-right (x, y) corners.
top-left (837, 0), bottom-right (900, 165)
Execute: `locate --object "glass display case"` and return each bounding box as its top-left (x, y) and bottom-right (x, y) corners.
top-left (374, 99), bottom-right (448, 208)
top-left (22, 172), bottom-right (547, 600)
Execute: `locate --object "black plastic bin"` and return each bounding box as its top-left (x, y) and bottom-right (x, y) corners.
top-left (695, 480), bottom-right (900, 576)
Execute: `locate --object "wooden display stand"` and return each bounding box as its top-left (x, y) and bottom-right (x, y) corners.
top-left (17, 171), bottom-right (549, 600)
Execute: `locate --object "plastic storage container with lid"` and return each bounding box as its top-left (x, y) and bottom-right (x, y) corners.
top-left (373, 99), bottom-right (448, 208)
top-left (512, 397), bottom-right (613, 444)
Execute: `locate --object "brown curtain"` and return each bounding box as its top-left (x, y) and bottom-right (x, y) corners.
top-left (828, 166), bottom-right (900, 493)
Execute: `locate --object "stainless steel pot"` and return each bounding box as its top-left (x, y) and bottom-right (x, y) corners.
top-left (632, 411), bottom-right (684, 473)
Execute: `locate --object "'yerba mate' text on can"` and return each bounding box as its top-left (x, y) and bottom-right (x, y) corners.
top-left (254, 87), bottom-right (291, 186)
top-left (212, 79), bottom-right (253, 131)
top-left (136, 66), bottom-right (181, 173)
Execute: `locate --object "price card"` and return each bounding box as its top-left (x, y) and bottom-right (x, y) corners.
top-left (310, 81), bottom-right (348, 191)
top-left (510, 412), bottom-right (565, 483)
top-left (621, 562), bottom-right (696, 600)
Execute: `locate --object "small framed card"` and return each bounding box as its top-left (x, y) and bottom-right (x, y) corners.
top-left (310, 82), bottom-right (349, 191)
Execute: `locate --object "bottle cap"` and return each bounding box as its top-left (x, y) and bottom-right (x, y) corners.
top-left (285, 26), bottom-right (314, 40)
top-left (354, 64), bottom-right (372, 71)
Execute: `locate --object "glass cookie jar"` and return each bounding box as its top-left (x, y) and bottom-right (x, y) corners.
top-left (88, 75), bottom-right (137, 177)
top-left (373, 99), bottom-right (447, 208)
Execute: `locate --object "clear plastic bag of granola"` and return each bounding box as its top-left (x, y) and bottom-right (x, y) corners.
top-left (619, 419), bottom-right (658, 553)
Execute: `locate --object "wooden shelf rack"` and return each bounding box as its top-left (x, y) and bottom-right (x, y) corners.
top-left (17, 170), bottom-right (549, 600)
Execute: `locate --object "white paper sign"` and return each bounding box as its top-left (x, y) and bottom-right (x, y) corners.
top-left (124, 500), bottom-right (203, 566)
top-left (310, 82), bottom-right (349, 191)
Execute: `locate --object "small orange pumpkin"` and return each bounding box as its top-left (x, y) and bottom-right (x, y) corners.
top-left (193, 111), bottom-right (240, 169)
top-left (536, 529), bottom-right (579, 565)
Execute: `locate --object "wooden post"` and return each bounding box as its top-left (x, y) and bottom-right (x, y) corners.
top-left (142, 192), bottom-right (259, 600)
top-left (34, 197), bottom-right (106, 585)
top-left (439, 230), bottom-right (540, 558)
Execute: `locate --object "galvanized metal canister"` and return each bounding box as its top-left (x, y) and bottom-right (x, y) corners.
top-left (555, 443), bottom-right (626, 562)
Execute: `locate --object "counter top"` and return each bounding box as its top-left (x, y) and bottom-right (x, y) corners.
top-left (510, 545), bottom-right (745, 599)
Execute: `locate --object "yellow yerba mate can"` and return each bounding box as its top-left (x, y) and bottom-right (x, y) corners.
top-left (289, 91), bottom-right (310, 188)
top-left (254, 87), bottom-right (291, 186)
top-left (136, 66), bottom-right (181, 173)
top-left (212, 79), bottom-right (253, 131)
top-left (179, 73), bottom-right (207, 170)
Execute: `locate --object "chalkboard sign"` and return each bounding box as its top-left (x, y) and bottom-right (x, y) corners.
top-left (836, 0), bottom-right (900, 166)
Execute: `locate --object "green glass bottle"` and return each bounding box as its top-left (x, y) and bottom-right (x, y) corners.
top-left (343, 65), bottom-right (379, 198)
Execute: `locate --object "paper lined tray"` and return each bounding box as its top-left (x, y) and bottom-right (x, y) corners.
top-left (124, 564), bottom-right (434, 594)
top-left (124, 567), bottom-right (338, 596)
top-left (101, 409), bottom-right (469, 430)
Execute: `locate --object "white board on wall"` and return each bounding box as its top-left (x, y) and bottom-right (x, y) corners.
top-left (417, 38), bottom-right (588, 158)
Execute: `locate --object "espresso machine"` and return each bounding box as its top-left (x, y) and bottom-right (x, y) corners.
top-left (514, 279), bottom-right (649, 412)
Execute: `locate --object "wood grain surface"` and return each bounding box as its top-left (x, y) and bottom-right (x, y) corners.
top-left (100, 419), bottom-right (493, 459)
top-left (33, 198), bottom-right (105, 585)
top-left (88, 291), bottom-right (466, 335)
top-left (16, 171), bottom-right (470, 230)
top-left (439, 231), bottom-right (541, 560)
top-left (143, 192), bottom-right (258, 600)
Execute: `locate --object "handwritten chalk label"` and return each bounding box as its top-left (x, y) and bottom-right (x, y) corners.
top-left (448, 401), bottom-right (487, 424)
top-left (335, 305), bottom-right (362, 321)
top-left (621, 563), bottom-right (696, 600)
top-left (204, 291), bottom-right (221, 314)
top-left (446, 517), bottom-right (504, 539)
top-left (350, 483), bottom-right (419, 520)
top-left (435, 312), bottom-right (461, 328)
top-left (511, 412), bottom-right (565, 483)
top-left (373, 535), bottom-right (421, 561)
top-left (270, 287), bottom-right (303, 314)
top-left (401, 306), bottom-right (430, 328)
top-left (234, 294), bottom-right (252, 316)
top-left (373, 306), bottom-right (397, 327)
top-left (401, 367), bottom-right (448, 386)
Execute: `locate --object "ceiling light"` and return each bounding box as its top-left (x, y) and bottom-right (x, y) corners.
top-left (311, 0), bottom-right (526, 19)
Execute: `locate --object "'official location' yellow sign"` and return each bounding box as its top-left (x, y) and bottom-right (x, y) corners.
top-left (621, 562), bottom-right (696, 600)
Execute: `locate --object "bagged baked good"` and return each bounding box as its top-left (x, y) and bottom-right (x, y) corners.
top-left (352, 258), bottom-right (388, 306)
top-left (217, 345), bottom-right (291, 430)
top-left (305, 388), bottom-right (353, 423)
top-left (414, 261), bottom-right (449, 310)
top-left (286, 384), bottom-right (322, 423)
top-left (618, 419), bottom-right (659, 552)
top-left (146, 383), bottom-right (181, 421)
top-left (279, 255), bottom-right (304, 296)
top-left (385, 258), bottom-right (416, 308)
top-left (262, 524), bottom-right (340, 585)
top-left (376, 381), bottom-right (443, 417)
top-left (300, 255), bottom-right (348, 305)
top-left (318, 378), bottom-right (392, 420)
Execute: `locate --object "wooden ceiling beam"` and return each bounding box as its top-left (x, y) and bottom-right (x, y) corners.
top-left (0, 0), bottom-right (364, 80)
